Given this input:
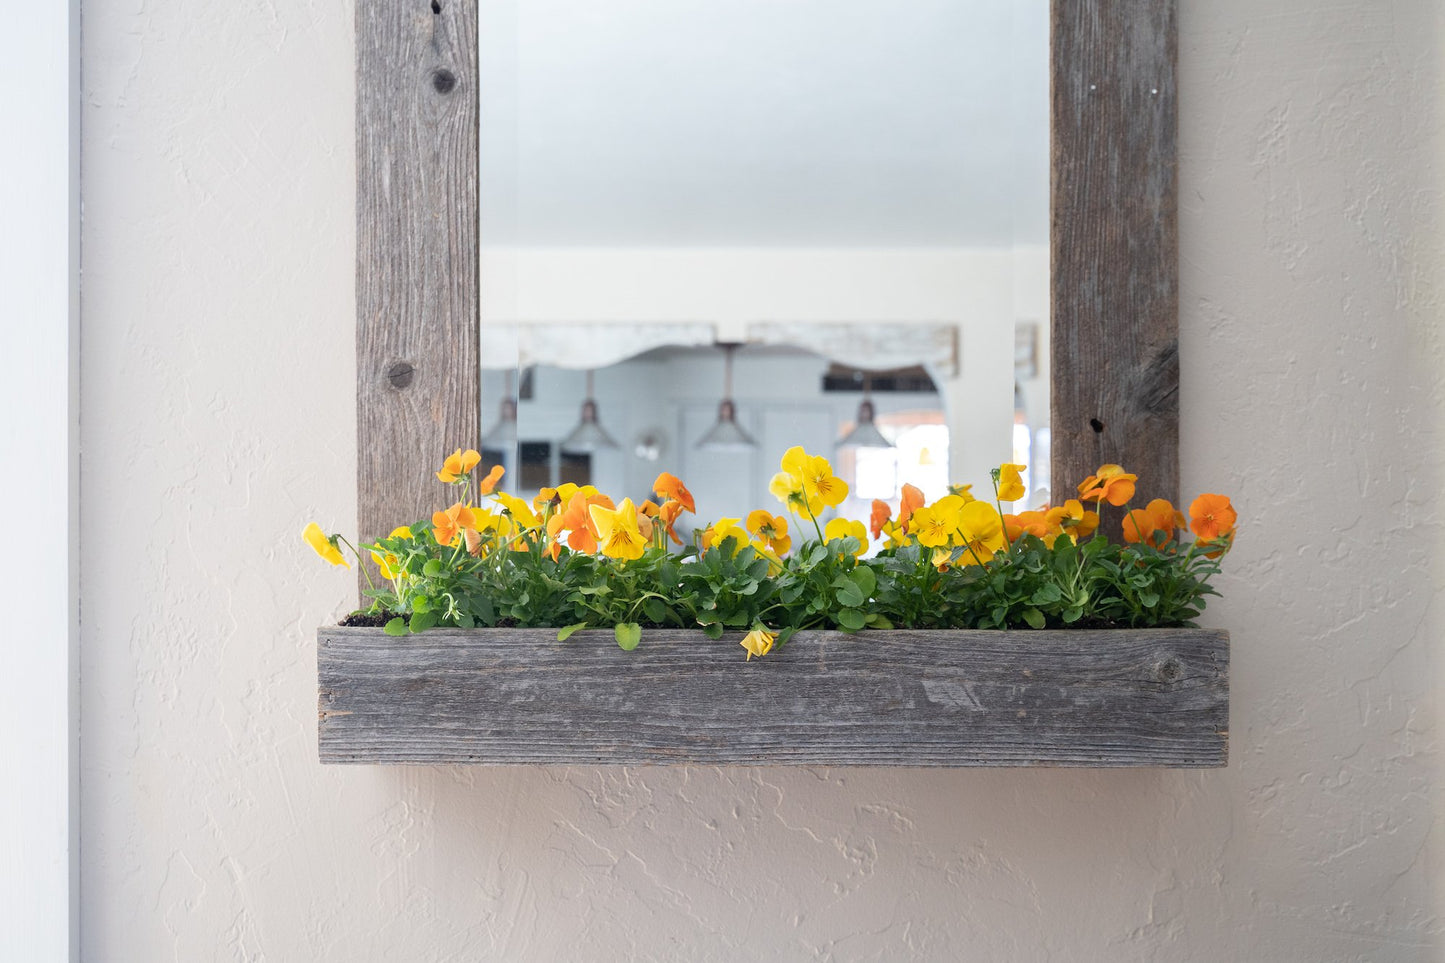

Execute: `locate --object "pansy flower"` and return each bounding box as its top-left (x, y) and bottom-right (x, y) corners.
top-left (1077, 464), bottom-right (1137, 507)
top-left (740, 627), bottom-right (776, 661)
top-left (747, 510), bottom-right (792, 555)
top-left (588, 498), bottom-right (650, 561)
top-left (303, 522), bottom-right (350, 568)
top-left (824, 517), bottom-right (868, 558)
top-left (651, 472), bottom-right (696, 514)
top-left (995, 463), bottom-right (1027, 502)
top-left (436, 448), bottom-right (482, 484)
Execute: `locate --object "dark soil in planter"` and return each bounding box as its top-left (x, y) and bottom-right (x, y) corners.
top-left (339, 611), bottom-right (397, 628)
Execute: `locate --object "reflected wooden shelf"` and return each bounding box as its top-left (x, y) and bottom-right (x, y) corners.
top-left (317, 627), bottom-right (1228, 767)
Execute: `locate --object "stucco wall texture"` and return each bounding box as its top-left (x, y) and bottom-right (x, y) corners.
top-left (79, 2), bottom-right (1442, 960)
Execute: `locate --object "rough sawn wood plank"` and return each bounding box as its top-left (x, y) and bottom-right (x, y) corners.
top-left (356, 0), bottom-right (480, 549)
top-left (318, 628), bottom-right (1228, 767)
top-left (1051, 0), bottom-right (1180, 506)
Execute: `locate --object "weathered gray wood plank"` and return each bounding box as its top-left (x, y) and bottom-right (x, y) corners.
top-left (356, 0), bottom-right (480, 548)
top-left (318, 628), bottom-right (1228, 767)
top-left (1051, 0), bottom-right (1179, 506)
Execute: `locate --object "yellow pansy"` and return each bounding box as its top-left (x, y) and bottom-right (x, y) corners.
top-left (700, 517), bottom-right (750, 555)
top-left (957, 500), bottom-right (1007, 562)
top-left (494, 491), bottom-right (540, 530)
top-left (302, 522), bottom-right (349, 569)
top-left (746, 509), bottom-right (792, 555)
top-left (588, 497), bottom-right (649, 561)
top-left (824, 517), bottom-right (868, 557)
top-left (910, 494), bottom-right (968, 548)
top-left (769, 470), bottom-right (823, 518)
top-left (996, 464), bottom-right (1026, 502)
top-left (740, 627), bottom-right (776, 661)
top-left (784, 446), bottom-right (849, 509)
top-left (436, 448), bottom-right (482, 483)
top-left (369, 525), bottom-right (413, 579)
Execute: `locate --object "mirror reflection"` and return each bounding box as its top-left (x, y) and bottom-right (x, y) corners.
top-left (481, 335), bottom-right (964, 542)
top-left (478, 0), bottom-right (1050, 532)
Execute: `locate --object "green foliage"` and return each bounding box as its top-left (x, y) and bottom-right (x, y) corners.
top-left (354, 520), bottom-right (1227, 641)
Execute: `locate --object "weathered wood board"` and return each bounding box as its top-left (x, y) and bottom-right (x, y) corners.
top-left (356, 0), bottom-right (480, 549)
top-left (1051, 0), bottom-right (1180, 506)
top-left (318, 628), bottom-right (1228, 767)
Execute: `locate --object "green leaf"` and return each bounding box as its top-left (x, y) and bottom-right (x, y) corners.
top-left (849, 566), bottom-right (877, 599)
top-left (835, 581), bottom-right (867, 608)
top-left (1030, 583), bottom-right (1063, 606)
top-left (643, 598), bottom-right (668, 624)
top-left (1062, 605), bottom-right (1084, 624)
top-left (614, 622), bottom-right (642, 651)
top-left (836, 608), bottom-right (867, 632)
top-left (1139, 591), bottom-right (1161, 609)
top-left (422, 559), bottom-right (444, 577)
top-left (865, 613), bottom-right (894, 630)
top-left (410, 595), bottom-right (431, 614)
top-left (557, 622), bottom-right (588, 642)
top-left (383, 617), bottom-right (409, 636)
top-left (408, 611), bottom-right (437, 633)
top-left (702, 622), bottom-right (724, 640)
top-left (1022, 607), bottom-right (1046, 629)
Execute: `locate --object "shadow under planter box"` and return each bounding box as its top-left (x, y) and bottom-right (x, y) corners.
top-left (317, 627), bottom-right (1228, 767)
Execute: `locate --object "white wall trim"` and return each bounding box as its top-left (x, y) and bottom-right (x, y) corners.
top-left (0, 0), bottom-right (80, 956)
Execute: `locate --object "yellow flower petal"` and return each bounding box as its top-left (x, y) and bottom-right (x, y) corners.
top-left (302, 522), bottom-right (349, 569)
top-left (589, 498), bottom-right (649, 561)
top-left (740, 628), bottom-right (776, 660)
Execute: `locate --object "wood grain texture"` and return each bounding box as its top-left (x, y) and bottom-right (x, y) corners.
top-left (356, 0), bottom-right (480, 547)
top-left (318, 628), bottom-right (1228, 767)
top-left (1051, 0), bottom-right (1179, 506)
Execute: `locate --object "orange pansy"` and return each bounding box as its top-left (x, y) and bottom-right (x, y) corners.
top-left (746, 509), bottom-right (792, 555)
top-left (1189, 493), bottom-right (1237, 541)
top-left (869, 500), bottom-right (892, 540)
top-left (476, 463), bottom-right (505, 495)
top-left (436, 448), bottom-right (482, 484)
top-left (431, 501), bottom-right (478, 547)
top-left (1077, 464), bottom-right (1138, 507)
top-left (652, 472), bottom-right (695, 513)
top-left (898, 484), bottom-right (925, 530)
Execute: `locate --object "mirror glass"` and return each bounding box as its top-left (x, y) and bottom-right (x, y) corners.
top-left (477, 0), bottom-right (1050, 533)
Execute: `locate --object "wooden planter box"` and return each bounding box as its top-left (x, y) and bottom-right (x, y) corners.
top-left (317, 627), bottom-right (1228, 767)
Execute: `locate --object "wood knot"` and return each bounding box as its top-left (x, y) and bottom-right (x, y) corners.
top-left (1156, 658), bottom-right (1183, 684)
top-left (432, 68), bottom-right (457, 94)
top-left (386, 361), bottom-right (415, 389)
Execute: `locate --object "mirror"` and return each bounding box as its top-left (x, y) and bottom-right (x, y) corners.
top-left (475, 0), bottom-right (1051, 531)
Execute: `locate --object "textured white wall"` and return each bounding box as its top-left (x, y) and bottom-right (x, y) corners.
top-left (79, 1), bottom-right (1442, 960)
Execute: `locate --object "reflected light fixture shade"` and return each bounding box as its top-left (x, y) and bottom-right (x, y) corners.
top-left (483, 396), bottom-right (519, 447)
top-left (696, 399), bottom-right (757, 451)
top-left (696, 344), bottom-right (758, 451)
top-left (837, 398), bottom-right (894, 450)
top-left (560, 370), bottom-right (620, 454)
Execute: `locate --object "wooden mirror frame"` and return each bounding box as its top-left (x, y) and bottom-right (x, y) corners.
top-left (354, 0), bottom-right (1177, 542)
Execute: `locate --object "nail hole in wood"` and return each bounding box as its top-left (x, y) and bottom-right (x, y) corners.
top-left (431, 0), bottom-right (441, 13)
top-left (432, 68), bottom-right (457, 94)
top-left (386, 361), bottom-right (416, 390)
top-left (1089, 418), bottom-right (1105, 433)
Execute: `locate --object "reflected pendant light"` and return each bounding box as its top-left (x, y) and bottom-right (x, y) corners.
top-left (560, 369), bottom-right (620, 454)
top-left (482, 369), bottom-right (519, 447)
top-left (696, 343), bottom-right (758, 451)
top-left (836, 375), bottom-right (894, 449)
